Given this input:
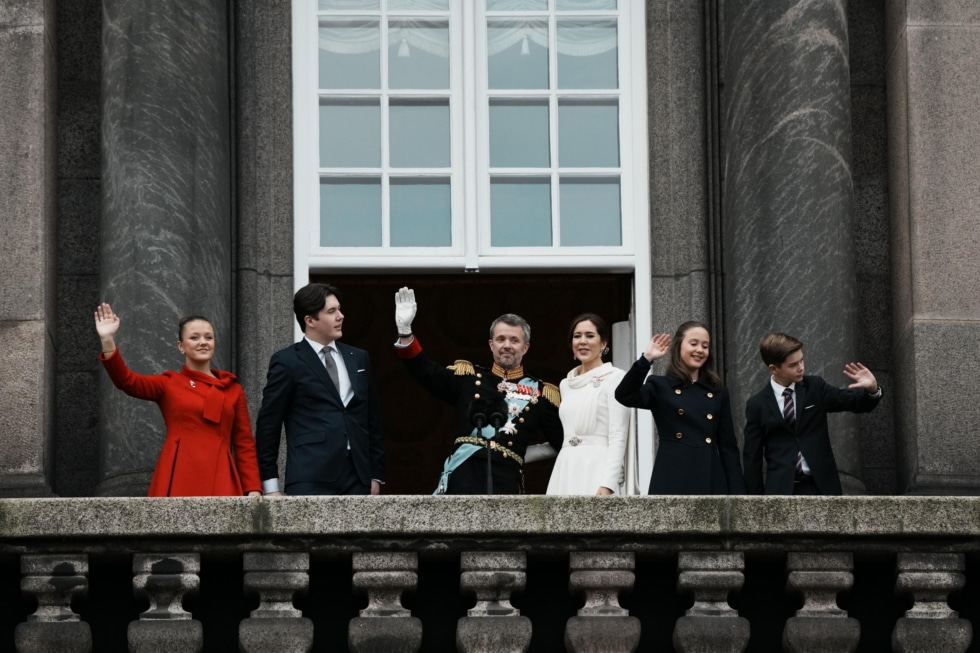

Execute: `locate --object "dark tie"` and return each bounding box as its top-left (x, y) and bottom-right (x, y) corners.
top-left (784, 388), bottom-right (804, 474)
top-left (782, 387), bottom-right (795, 423)
top-left (321, 346), bottom-right (340, 390)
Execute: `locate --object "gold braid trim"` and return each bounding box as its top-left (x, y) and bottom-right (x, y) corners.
top-left (447, 360), bottom-right (476, 376)
top-left (542, 382), bottom-right (561, 407)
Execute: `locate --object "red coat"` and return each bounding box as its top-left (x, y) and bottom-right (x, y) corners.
top-left (100, 349), bottom-right (261, 497)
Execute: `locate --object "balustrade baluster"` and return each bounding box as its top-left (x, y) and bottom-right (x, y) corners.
top-left (128, 553), bottom-right (202, 652)
top-left (239, 552), bottom-right (314, 652)
top-left (891, 552), bottom-right (972, 653)
top-left (456, 551), bottom-right (531, 653)
top-left (782, 552), bottom-right (860, 652)
top-left (564, 551), bottom-right (641, 653)
top-left (673, 551), bottom-right (750, 653)
top-left (15, 554), bottom-right (92, 653)
top-left (348, 551), bottom-right (422, 653)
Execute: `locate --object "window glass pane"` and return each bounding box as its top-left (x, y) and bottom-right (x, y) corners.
top-left (557, 20), bottom-right (618, 89)
top-left (319, 21), bottom-right (380, 89)
top-left (558, 100), bottom-right (619, 167)
top-left (390, 178), bottom-right (451, 246)
top-left (490, 178), bottom-right (552, 246)
top-left (388, 21), bottom-right (450, 89)
top-left (556, 0), bottom-right (617, 9)
top-left (320, 0), bottom-right (379, 9)
top-left (389, 0), bottom-right (449, 9)
top-left (488, 20), bottom-right (549, 90)
top-left (487, 0), bottom-right (547, 9)
top-left (390, 100), bottom-right (450, 168)
top-left (319, 99), bottom-right (380, 167)
top-left (320, 178), bottom-right (382, 246)
top-left (559, 177), bottom-right (620, 245)
top-left (489, 99), bottom-right (550, 168)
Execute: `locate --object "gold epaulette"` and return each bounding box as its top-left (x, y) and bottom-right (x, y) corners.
top-left (542, 382), bottom-right (561, 407)
top-left (447, 360), bottom-right (476, 376)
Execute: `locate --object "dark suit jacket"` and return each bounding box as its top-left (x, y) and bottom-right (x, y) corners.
top-left (256, 340), bottom-right (385, 492)
top-left (615, 357), bottom-right (745, 495)
top-left (742, 375), bottom-right (881, 495)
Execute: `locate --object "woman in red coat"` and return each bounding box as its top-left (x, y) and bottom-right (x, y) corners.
top-left (95, 302), bottom-right (261, 497)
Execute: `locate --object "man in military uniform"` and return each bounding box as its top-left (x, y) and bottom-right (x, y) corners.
top-left (393, 287), bottom-right (563, 494)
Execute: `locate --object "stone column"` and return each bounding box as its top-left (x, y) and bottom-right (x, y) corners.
top-left (457, 551), bottom-right (531, 653)
top-left (98, 0), bottom-right (233, 496)
top-left (239, 552), bottom-right (314, 653)
top-left (885, 3), bottom-right (980, 494)
top-left (782, 552), bottom-right (859, 653)
top-left (723, 0), bottom-right (865, 493)
top-left (15, 555), bottom-right (92, 653)
top-left (673, 551), bottom-right (749, 653)
top-left (564, 552), bottom-right (641, 653)
top-left (891, 553), bottom-right (971, 653)
top-left (0, 0), bottom-right (56, 497)
top-left (128, 553), bottom-right (203, 653)
top-left (349, 552), bottom-right (422, 653)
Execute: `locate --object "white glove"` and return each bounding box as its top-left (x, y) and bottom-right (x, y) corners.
top-left (394, 287), bottom-right (417, 336)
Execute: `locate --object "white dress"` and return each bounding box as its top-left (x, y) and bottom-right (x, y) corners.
top-left (546, 362), bottom-right (632, 495)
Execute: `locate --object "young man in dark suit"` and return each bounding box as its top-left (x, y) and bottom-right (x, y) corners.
top-left (742, 333), bottom-right (881, 496)
top-left (256, 283), bottom-right (385, 495)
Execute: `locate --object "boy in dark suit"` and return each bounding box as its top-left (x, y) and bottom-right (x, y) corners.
top-left (256, 283), bottom-right (385, 495)
top-left (742, 333), bottom-right (881, 495)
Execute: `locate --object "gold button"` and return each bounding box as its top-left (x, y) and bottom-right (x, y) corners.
top-left (513, 429), bottom-right (519, 434)
top-left (524, 406), bottom-right (530, 412)
top-left (706, 437), bottom-right (712, 444)
top-left (477, 373), bottom-right (482, 378)
top-left (675, 433), bottom-right (683, 439)
top-left (518, 417), bottom-right (525, 423)
top-left (475, 380), bottom-right (481, 386)
top-left (707, 414), bottom-right (713, 420)
top-left (675, 389), bottom-right (681, 395)
top-left (474, 393), bottom-right (480, 399)
top-left (508, 441), bottom-right (513, 446)
top-left (707, 392), bottom-right (714, 398)
top-left (678, 409), bottom-right (684, 415)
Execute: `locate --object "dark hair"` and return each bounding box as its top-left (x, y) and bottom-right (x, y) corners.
top-left (759, 333), bottom-right (804, 368)
top-left (489, 313), bottom-right (531, 343)
top-left (293, 283), bottom-right (341, 331)
top-left (666, 320), bottom-right (721, 388)
top-left (568, 313), bottom-right (610, 357)
top-left (178, 315), bottom-right (213, 341)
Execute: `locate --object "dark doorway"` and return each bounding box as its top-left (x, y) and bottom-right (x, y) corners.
top-left (312, 273), bottom-right (633, 494)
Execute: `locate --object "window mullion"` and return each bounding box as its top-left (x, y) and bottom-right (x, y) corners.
top-left (380, 8), bottom-right (391, 248)
top-left (464, 0), bottom-right (481, 269)
top-left (550, 6), bottom-right (560, 248)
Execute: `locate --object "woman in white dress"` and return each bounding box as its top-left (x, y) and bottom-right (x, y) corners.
top-left (547, 313), bottom-right (633, 495)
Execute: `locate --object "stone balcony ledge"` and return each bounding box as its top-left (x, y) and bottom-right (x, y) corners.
top-left (2, 496), bottom-right (978, 554)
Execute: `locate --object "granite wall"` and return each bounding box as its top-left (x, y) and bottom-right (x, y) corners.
top-left (0, 1), bottom-right (910, 496)
top-left (886, 1), bottom-right (980, 494)
top-left (0, 0), bottom-right (57, 497)
top-left (54, 0), bottom-right (101, 497)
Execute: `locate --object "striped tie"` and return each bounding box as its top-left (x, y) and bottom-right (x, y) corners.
top-left (785, 388), bottom-right (803, 475)
top-left (782, 387), bottom-right (795, 423)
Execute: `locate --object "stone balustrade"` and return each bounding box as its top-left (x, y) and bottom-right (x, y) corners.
top-left (0, 496), bottom-right (978, 652)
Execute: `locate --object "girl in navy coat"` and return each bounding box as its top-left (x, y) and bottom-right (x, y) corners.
top-left (615, 321), bottom-right (745, 495)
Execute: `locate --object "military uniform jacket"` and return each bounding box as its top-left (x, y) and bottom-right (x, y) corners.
top-left (395, 337), bottom-right (563, 466)
top-left (742, 375), bottom-right (881, 495)
top-left (615, 356), bottom-right (745, 495)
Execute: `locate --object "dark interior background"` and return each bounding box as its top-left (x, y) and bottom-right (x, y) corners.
top-left (313, 273), bottom-right (633, 494)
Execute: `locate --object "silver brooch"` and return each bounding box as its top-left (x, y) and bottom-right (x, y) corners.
top-left (568, 436), bottom-right (582, 446)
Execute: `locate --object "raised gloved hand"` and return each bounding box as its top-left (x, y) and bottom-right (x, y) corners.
top-left (394, 287), bottom-right (417, 337)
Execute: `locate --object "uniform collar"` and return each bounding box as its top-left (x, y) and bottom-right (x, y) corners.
top-left (492, 363), bottom-right (525, 380)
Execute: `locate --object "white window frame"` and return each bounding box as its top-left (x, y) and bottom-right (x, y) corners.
top-left (293, 1), bottom-right (649, 274)
top-left (294, 0), bottom-right (654, 489)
